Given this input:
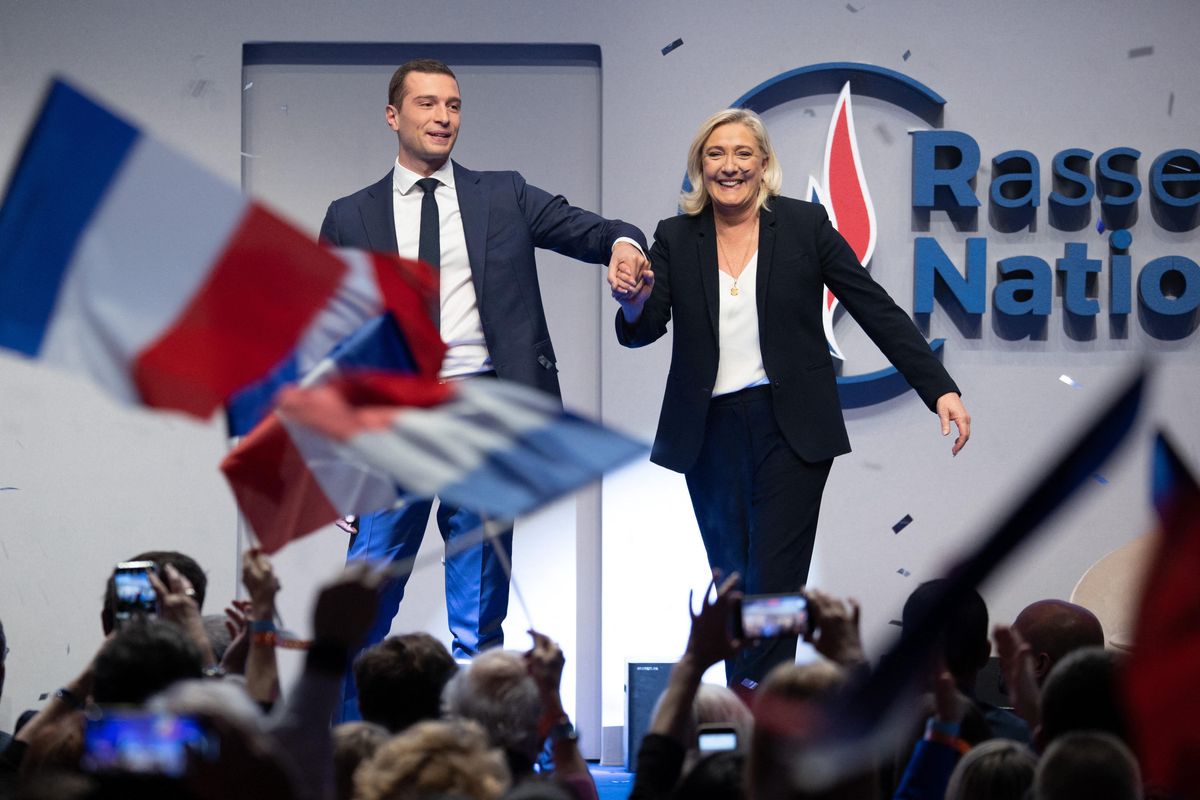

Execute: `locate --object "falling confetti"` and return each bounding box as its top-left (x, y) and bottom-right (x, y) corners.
top-left (897, 568), bottom-right (911, 577)
top-left (846, 2), bottom-right (860, 11)
top-left (1092, 473), bottom-right (1110, 485)
top-left (876, 123), bottom-right (894, 145)
top-left (892, 514), bottom-right (914, 534)
top-left (888, 619), bottom-right (903, 627)
top-left (1096, 218), bottom-right (1106, 233)
top-left (803, 108), bottom-right (815, 117)
top-left (243, 82), bottom-right (254, 91)
top-left (239, 152), bottom-right (260, 159)
top-left (1166, 161), bottom-right (1192, 172)
top-left (902, 49), bottom-right (912, 61)
top-left (1127, 45), bottom-right (1154, 59)
top-left (661, 38), bottom-right (684, 56)
top-left (1167, 91), bottom-right (1174, 116)
top-left (1059, 374), bottom-right (1082, 389)
top-left (0, 487), bottom-right (17, 491)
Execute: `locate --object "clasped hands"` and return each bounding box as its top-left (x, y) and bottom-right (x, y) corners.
top-left (607, 242), bottom-right (654, 320)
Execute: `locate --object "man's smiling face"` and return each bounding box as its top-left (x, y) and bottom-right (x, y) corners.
top-left (387, 71), bottom-right (461, 176)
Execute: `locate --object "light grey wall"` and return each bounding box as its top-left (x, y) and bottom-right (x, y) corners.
top-left (1, 0), bottom-right (1198, 744)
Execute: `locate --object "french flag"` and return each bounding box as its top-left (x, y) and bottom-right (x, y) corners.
top-left (0, 79), bottom-right (438, 419)
top-left (221, 372), bottom-right (647, 553)
top-left (225, 248), bottom-right (443, 435)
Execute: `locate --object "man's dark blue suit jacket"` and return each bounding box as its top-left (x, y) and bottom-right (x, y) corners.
top-left (320, 162), bottom-right (647, 401)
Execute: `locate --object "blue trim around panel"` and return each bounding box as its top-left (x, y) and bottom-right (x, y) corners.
top-left (836, 339), bottom-right (946, 409)
top-left (731, 61), bottom-right (945, 126)
top-left (243, 42), bottom-right (602, 68)
top-left (0, 79), bottom-right (138, 355)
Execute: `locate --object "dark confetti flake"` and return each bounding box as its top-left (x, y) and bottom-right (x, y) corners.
top-left (897, 567), bottom-right (911, 577)
top-left (1167, 91), bottom-right (1174, 116)
top-left (1128, 45), bottom-right (1154, 58)
top-left (902, 49), bottom-right (911, 61)
top-left (846, 2), bottom-right (859, 11)
top-left (1092, 473), bottom-right (1109, 485)
top-left (661, 38), bottom-right (684, 56)
top-left (803, 108), bottom-right (815, 117)
top-left (876, 123), bottom-right (894, 145)
top-left (888, 619), bottom-right (903, 627)
top-left (1096, 218), bottom-right (1106, 233)
top-left (892, 514), bottom-right (913, 534)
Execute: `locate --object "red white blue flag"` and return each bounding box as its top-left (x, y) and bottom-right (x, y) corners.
top-left (221, 372), bottom-right (647, 553)
top-left (0, 79), bottom-right (439, 419)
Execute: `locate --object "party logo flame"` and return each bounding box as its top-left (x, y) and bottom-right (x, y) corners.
top-left (807, 83), bottom-right (877, 362)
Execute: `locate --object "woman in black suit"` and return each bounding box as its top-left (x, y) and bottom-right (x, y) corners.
top-left (612, 109), bottom-right (970, 686)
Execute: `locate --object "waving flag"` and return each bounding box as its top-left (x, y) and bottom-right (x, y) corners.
top-left (1124, 432), bottom-right (1200, 797)
top-left (0, 78), bottom-right (438, 419)
top-left (221, 372), bottom-right (647, 553)
top-left (225, 248), bottom-right (442, 435)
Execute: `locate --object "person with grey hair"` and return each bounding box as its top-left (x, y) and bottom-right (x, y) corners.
top-left (443, 632), bottom-right (593, 799)
top-left (944, 739), bottom-right (1037, 800)
top-left (612, 106), bottom-right (970, 687)
top-left (1034, 731), bottom-right (1143, 800)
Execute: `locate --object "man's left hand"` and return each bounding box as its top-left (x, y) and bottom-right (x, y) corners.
top-left (607, 241), bottom-right (649, 298)
top-left (936, 392), bottom-right (971, 456)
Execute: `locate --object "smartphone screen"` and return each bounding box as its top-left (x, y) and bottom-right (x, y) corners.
top-left (113, 561), bottom-right (158, 625)
top-left (697, 727), bottom-right (739, 752)
top-left (740, 593), bottom-right (808, 639)
top-left (82, 712), bottom-right (216, 777)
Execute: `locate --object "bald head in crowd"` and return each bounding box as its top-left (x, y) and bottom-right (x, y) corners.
top-left (1012, 600), bottom-right (1105, 685)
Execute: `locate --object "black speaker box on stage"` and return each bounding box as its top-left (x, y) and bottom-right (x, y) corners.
top-left (626, 661), bottom-right (674, 771)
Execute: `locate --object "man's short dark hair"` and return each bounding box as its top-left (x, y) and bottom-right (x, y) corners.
top-left (388, 58), bottom-right (458, 107)
top-left (353, 632), bottom-right (457, 732)
top-left (101, 550), bottom-right (207, 635)
top-left (1034, 731), bottom-right (1141, 800)
top-left (92, 619), bottom-right (204, 705)
top-left (902, 579), bottom-right (990, 681)
top-left (1039, 646), bottom-right (1128, 746)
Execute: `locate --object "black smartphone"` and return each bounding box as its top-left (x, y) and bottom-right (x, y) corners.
top-left (737, 592), bottom-right (808, 639)
top-left (696, 724), bottom-right (739, 753)
top-left (81, 711), bottom-right (217, 777)
top-left (112, 560), bottom-right (158, 628)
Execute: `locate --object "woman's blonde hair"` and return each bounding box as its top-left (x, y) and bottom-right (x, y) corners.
top-left (680, 108), bottom-right (783, 216)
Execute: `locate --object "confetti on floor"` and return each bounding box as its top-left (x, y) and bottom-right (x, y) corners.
top-left (1059, 374), bottom-right (1082, 389)
top-left (1128, 45), bottom-right (1154, 58)
top-left (661, 38), bottom-right (684, 56)
top-left (892, 514), bottom-right (914, 534)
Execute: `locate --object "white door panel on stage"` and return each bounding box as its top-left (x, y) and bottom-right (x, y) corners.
top-left (239, 45), bottom-right (604, 734)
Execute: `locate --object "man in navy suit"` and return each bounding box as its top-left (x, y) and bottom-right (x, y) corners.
top-left (320, 59), bottom-right (647, 717)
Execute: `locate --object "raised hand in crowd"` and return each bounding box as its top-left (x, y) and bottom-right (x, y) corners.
top-left (993, 624), bottom-right (1040, 729)
top-left (239, 549), bottom-right (283, 705)
top-left (526, 629), bottom-right (591, 786)
top-left (150, 562), bottom-right (217, 668)
top-left (803, 587), bottom-right (866, 668)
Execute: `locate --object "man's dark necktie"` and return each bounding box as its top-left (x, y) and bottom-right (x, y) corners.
top-left (416, 177), bottom-right (441, 327)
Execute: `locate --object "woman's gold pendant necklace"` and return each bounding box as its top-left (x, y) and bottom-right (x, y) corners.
top-left (717, 222), bottom-right (757, 297)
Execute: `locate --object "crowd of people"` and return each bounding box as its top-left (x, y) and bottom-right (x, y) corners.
top-left (0, 546), bottom-right (1167, 800)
